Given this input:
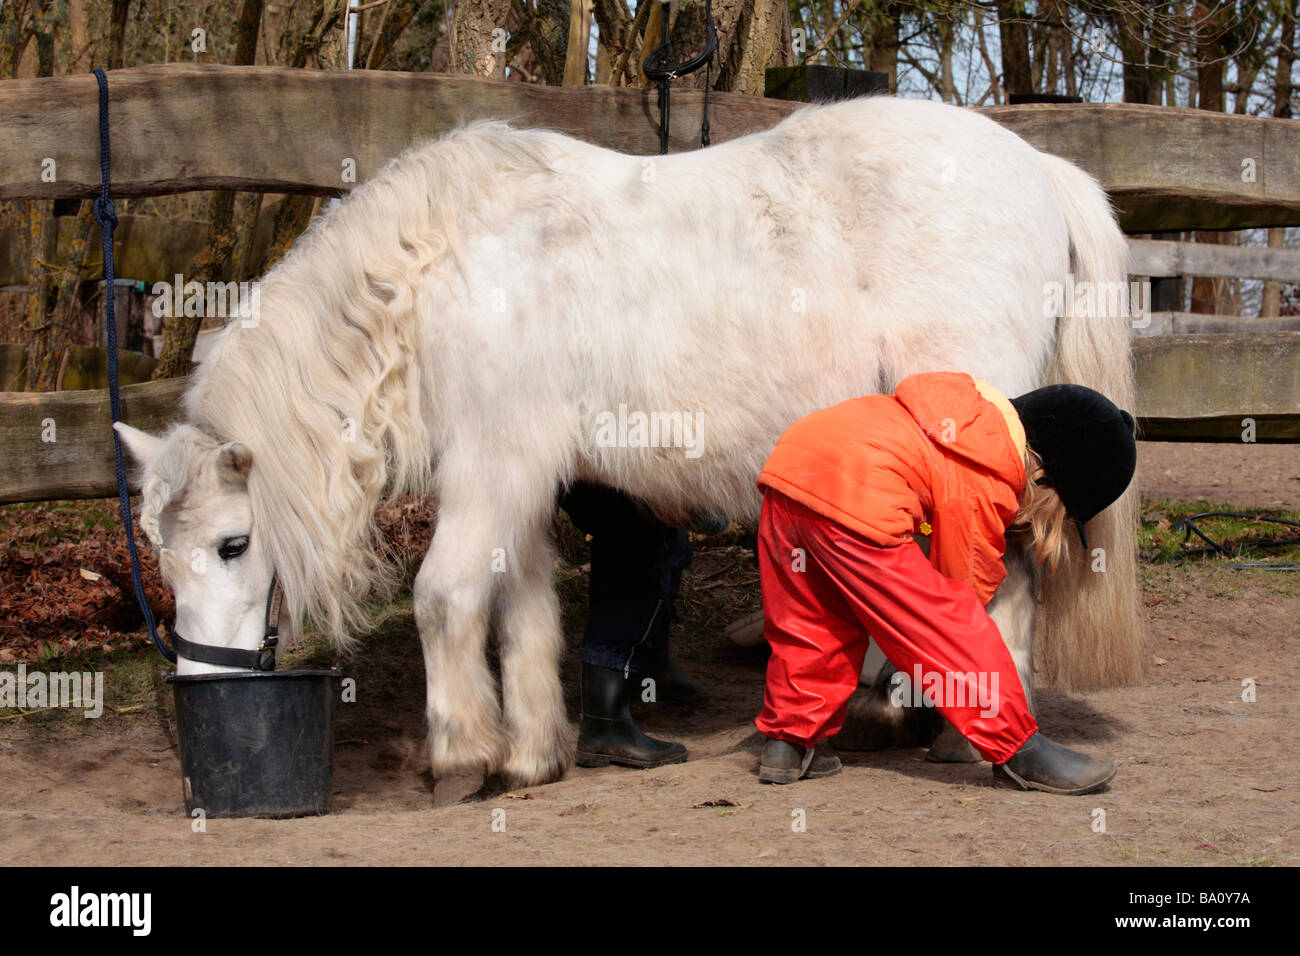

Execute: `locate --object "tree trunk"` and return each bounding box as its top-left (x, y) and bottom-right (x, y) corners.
top-left (1190, 2), bottom-right (1228, 316)
top-left (974, 6), bottom-right (1002, 104)
top-left (868, 2), bottom-right (900, 93)
top-left (562, 0), bottom-right (593, 85)
top-left (716, 0), bottom-right (794, 96)
top-left (1262, 0), bottom-right (1296, 318)
top-left (996, 0), bottom-right (1032, 97)
top-left (258, 0), bottom-right (350, 274)
top-left (0, 0), bottom-right (34, 78)
top-left (936, 14), bottom-right (955, 103)
top-left (592, 0), bottom-right (632, 83)
top-left (531, 0), bottom-right (571, 85)
top-left (22, 201), bottom-right (58, 389)
top-left (363, 0), bottom-right (424, 69)
top-left (1061, 0), bottom-right (1076, 99)
top-left (632, 0), bottom-right (664, 89)
top-left (452, 0), bottom-right (512, 77)
top-left (108, 0), bottom-right (131, 70)
top-left (25, 202), bottom-right (94, 391)
top-left (20, 0), bottom-right (81, 391)
top-left (68, 0), bottom-right (90, 72)
top-left (152, 0), bottom-right (265, 380)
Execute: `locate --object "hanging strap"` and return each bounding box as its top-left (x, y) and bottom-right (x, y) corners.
top-left (642, 0), bottom-right (717, 154)
top-left (93, 68), bottom-right (177, 666)
top-left (93, 69), bottom-right (281, 672)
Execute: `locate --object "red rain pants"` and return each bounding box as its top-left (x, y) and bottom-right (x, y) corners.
top-left (754, 490), bottom-right (1038, 764)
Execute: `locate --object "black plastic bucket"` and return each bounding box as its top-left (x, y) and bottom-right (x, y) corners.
top-left (166, 668), bottom-right (342, 818)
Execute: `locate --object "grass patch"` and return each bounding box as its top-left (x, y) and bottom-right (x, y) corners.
top-left (0, 643), bottom-right (168, 738)
top-left (1139, 499), bottom-right (1300, 565)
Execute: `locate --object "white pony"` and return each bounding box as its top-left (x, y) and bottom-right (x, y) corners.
top-left (116, 95), bottom-right (1145, 787)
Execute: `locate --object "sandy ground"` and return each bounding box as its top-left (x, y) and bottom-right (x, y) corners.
top-left (1138, 441), bottom-right (1300, 511)
top-left (1, 441), bottom-right (1298, 866)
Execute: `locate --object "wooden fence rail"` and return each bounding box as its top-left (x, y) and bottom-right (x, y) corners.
top-left (1128, 238), bottom-right (1300, 282)
top-left (1134, 332), bottom-right (1300, 442)
top-left (5, 65), bottom-right (1300, 231)
top-left (0, 377), bottom-right (186, 503)
top-left (3, 66), bottom-right (1300, 506)
top-left (1, 333), bottom-right (1296, 504)
top-left (1139, 312), bottom-right (1300, 335)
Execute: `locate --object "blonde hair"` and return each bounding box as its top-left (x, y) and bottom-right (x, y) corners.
top-left (1010, 444), bottom-right (1071, 572)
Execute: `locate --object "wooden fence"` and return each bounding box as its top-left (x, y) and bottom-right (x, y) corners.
top-left (1, 64), bottom-right (1299, 503)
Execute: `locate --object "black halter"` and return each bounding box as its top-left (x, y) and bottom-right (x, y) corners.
top-left (169, 574), bottom-right (283, 672)
top-left (642, 0), bottom-right (718, 154)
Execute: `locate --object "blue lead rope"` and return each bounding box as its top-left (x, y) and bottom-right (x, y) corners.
top-left (93, 67), bottom-right (176, 665)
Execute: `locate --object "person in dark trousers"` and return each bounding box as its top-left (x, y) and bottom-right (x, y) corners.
top-left (559, 482), bottom-right (704, 769)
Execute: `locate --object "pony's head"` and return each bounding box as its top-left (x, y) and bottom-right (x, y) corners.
top-left (115, 421), bottom-right (289, 674)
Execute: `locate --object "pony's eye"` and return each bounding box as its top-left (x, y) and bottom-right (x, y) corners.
top-left (217, 535), bottom-right (249, 561)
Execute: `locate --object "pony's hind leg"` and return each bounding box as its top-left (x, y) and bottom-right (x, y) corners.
top-left (414, 494), bottom-right (508, 780)
top-left (497, 517), bottom-right (572, 786)
top-left (989, 541), bottom-right (1039, 715)
top-left (927, 542), bottom-right (1039, 763)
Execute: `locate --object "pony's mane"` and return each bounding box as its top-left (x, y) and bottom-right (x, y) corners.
top-left (177, 119), bottom-right (559, 645)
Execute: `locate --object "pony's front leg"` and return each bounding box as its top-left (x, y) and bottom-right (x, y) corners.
top-left (414, 495), bottom-right (508, 780)
top-left (497, 518), bottom-right (571, 786)
top-left (927, 542), bottom-right (1039, 763)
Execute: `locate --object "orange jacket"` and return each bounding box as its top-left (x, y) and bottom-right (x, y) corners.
top-left (757, 372), bottom-right (1027, 606)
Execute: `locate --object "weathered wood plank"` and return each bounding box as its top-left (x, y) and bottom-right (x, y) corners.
top-left (1134, 312), bottom-right (1300, 336)
top-left (0, 377), bottom-right (186, 503)
top-left (2, 332), bottom-right (1295, 505)
top-left (0, 64), bottom-right (796, 201)
top-left (4, 66), bottom-right (1300, 232)
top-left (981, 102), bottom-right (1300, 231)
top-left (1133, 332), bottom-right (1300, 442)
top-left (1128, 238), bottom-right (1300, 282)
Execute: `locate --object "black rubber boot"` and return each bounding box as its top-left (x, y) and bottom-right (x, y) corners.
top-left (576, 664), bottom-right (688, 769)
top-left (646, 660), bottom-right (704, 703)
top-left (758, 737), bottom-right (842, 784)
top-left (993, 732), bottom-right (1116, 795)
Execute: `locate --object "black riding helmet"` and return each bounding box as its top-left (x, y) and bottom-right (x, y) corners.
top-left (1008, 384), bottom-right (1137, 550)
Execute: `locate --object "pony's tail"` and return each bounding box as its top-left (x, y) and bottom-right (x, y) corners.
top-left (1034, 153), bottom-right (1148, 691)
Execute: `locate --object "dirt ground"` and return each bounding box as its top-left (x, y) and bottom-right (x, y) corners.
top-left (2, 441), bottom-right (1298, 866)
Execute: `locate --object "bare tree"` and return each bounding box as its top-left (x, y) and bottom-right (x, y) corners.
top-left (15, 0), bottom-right (107, 390)
top-left (1191, 1), bottom-right (1233, 317)
top-left (997, 0), bottom-right (1032, 95)
top-left (1263, 0), bottom-right (1296, 317)
top-left (153, 0), bottom-right (267, 379)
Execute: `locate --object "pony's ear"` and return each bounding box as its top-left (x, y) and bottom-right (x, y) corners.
top-left (114, 422), bottom-right (164, 466)
top-left (217, 442), bottom-right (253, 485)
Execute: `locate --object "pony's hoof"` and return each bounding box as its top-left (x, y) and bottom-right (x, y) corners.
top-left (428, 724), bottom-right (507, 780)
top-left (927, 720), bottom-right (980, 762)
top-left (926, 734), bottom-right (980, 763)
top-left (501, 742), bottom-right (572, 787)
